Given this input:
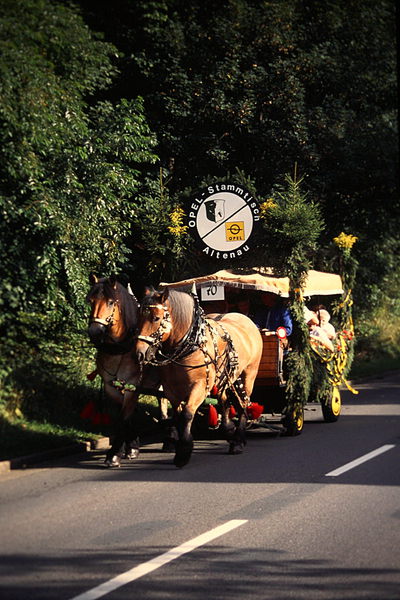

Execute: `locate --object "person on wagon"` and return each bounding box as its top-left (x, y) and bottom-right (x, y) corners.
top-left (312, 304), bottom-right (336, 340)
top-left (252, 292), bottom-right (293, 336)
top-left (304, 305), bottom-right (334, 351)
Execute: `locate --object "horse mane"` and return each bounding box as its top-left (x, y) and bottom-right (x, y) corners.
top-left (141, 288), bottom-right (194, 340)
top-left (166, 289), bottom-right (194, 331)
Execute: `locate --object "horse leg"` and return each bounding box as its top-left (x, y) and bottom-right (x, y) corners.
top-left (105, 412), bottom-right (140, 467)
top-left (161, 419), bottom-right (179, 453)
top-left (105, 392), bottom-right (140, 467)
top-left (227, 366), bottom-right (260, 454)
top-left (173, 384), bottom-right (210, 468)
top-left (122, 424), bottom-right (140, 460)
top-left (173, 402), bottom-right (197, 468)
top-left (159, 396), bottom-right (169, 420)
top-left (105, 412), bottom-right (126, 467)
top-left (229, 404), bottom-right (247, 454)
top-left (161, 420), bottom-right (178, 453)
top-left (221, 399), bottom-right (239, 453)
top-left (122, 391), bottom-right (140, 460)
top-left (222, 391), bottom-right (247, 455)
top-left (158, 397), bottom-right (176, 453)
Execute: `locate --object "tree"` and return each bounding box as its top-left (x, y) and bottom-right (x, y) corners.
top-left (0, 0), bottom-right (158, 325)
top-left (0, 0), bottom-right (159, 416)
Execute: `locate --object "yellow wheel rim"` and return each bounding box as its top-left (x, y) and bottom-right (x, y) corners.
top-left (331, 387), bottom-right (341, 416)
top-left (295, 406), bottom-right (304, 430)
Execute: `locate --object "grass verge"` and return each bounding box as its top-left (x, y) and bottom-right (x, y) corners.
top-left (0, 413), bottom-right (101, 462)
top-left (349, 354), bottom-right (400, 380)
top-left (0, 396), bottom-right (162, 463)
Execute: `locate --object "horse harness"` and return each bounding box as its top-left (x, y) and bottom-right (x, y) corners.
top-left (137, 296), bottom-right (250, 409)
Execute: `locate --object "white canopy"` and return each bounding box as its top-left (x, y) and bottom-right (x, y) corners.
top-left (162, 268), bottom-right (344, 298)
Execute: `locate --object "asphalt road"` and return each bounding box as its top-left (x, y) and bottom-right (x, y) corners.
top-left (1, 373), bottom-right (399, 600)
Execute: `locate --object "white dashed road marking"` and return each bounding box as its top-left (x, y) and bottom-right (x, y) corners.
top-left (325, 444), bottom-right (396, 477)
top-left (69, 519), bottom-right (248, 600)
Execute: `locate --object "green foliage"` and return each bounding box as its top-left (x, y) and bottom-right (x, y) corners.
top-left (129, 169), bottom-right (191, 286)
top-left (355, 242), bottom-right (400, 360)
top-left (258, 175), bottom-right (322, 408)
top-left (0, 0), bottom-right (398, 457)
top-left (0, 306), bottom-right (99, 424)
top-left (0, 413), bottom-right (98, 462)
top-left (0, 0), bottom-right (159, 423)
top-left (0, 0), bottom-right (158, 314)
top-left (260, 173), bottom-right (324, 278)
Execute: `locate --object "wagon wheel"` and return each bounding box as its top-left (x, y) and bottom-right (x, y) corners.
top-left (321, 386), bottom-right (341, 422)
top-left (282, 403), bottom-right (304, 436)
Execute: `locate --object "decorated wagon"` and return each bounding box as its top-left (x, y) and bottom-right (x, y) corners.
top-left (163, 266), bottom-right (357, 436)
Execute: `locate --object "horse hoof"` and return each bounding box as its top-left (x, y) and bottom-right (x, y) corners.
top-left (104, 455), bottom-right (121, 468)
top-left (173, 452), bottom-right (192, 468)
top-left (162, 440), bottom-right (176, 453)
top-left (229, 443), bottom-right (244, 455)
top-left (124, 449), bottom-right (139, 460)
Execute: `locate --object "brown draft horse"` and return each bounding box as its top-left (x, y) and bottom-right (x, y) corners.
top-left (134, 287), bottom-right (263, 468)
top-left (87, 274), bottom-right (163, 467)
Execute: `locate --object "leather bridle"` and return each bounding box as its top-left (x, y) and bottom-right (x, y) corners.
top-left (136, 303), bottom-right (172, 349)
top-left (89, 299), bottom-right (118, 328)
top-left (89, 298), bottom-right (137, 355)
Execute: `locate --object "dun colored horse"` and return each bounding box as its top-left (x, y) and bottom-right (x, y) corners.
top-left (87, 274), bottom-right (163, 467)
top-left (134, 287), bottom-right (263, 468)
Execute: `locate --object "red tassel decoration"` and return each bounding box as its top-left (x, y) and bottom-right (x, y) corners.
top-left (247, 402), bottom-right (264, 420)
top-left (86, 370), bottom-right (98, 381)
top-left (229, 406), bottom-right (237, 418)
top-left (208, 405), bottom-right (219, 427)
top-left (80, 401), bottom-right (96, 420)
top-left (211, 385), bottom-right (219, 396)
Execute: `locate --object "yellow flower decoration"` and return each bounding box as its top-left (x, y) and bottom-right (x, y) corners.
top-left (333, 232), bottom-right (358, 249)
top-left (260, 198), bottom-right (278, 219)
top-left (167, 206), bottom-right (188, 237)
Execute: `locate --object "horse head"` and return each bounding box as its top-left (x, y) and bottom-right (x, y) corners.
top-left (86, 273), bottom-right (139, 351)
top-left (135, 287), bottom-right (173, 364)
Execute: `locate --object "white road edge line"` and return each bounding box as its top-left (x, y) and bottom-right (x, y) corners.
top-left (69, 519), bottom-right (248, 600)
top-left (325, 444), bottom-right (396, 477)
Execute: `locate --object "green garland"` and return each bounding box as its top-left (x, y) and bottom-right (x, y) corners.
top-left (260, 176), bottom-right (358, 411)
top-left (310, 235), bottom-right (359, 405)
top-left (260, 173), bottom-right (323, 412)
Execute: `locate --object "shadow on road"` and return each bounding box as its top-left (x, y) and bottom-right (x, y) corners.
top-left (1, 544), bottom-right (399, 600)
